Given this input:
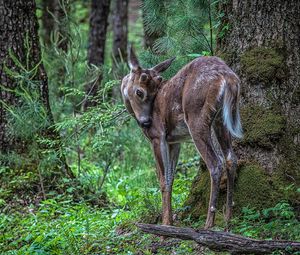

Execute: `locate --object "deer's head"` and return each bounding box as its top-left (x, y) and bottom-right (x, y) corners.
top-left (121, 46), bottom-right (175, 128)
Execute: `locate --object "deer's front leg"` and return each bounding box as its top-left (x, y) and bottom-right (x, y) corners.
top-left (152, 138), bottom-right (180, 225)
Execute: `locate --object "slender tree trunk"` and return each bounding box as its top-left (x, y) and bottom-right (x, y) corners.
top-left (111, 0), bottom-right (128, 99)
top-left (83, 0), bottom-right (111, 110)
top-left (183, 0), bottom-right (300, 219)
top-left (0, 0), bottom-right (70, 175)
top-left (42, 0), bottom-right (69, 51)
top-left (42, 0), bottom-right (56, 47)
top-left (112, 0), bottom-right (128, 64)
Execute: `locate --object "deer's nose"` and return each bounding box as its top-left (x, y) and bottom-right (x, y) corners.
top-left (140, 117), bottom-right (152, 128)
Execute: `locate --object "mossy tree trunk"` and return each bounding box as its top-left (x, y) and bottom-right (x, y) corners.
top-left (0, 0), bottom-right (71, 178)
top-left (184, 0), bottom-right (300, 219)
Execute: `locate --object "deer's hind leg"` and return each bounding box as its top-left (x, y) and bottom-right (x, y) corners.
top-left (213, 113), bottom-right (237, 225)
top-left (185, 107), bottom-right (223, 229)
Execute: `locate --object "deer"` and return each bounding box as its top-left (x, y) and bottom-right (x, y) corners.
top-left (121, 46), bottom-right (242, 229)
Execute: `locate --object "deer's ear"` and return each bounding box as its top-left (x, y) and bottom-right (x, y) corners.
top-left (151, 57), bottom-right (176, 73)
top-left (128, 45), bottom-right (141, 71)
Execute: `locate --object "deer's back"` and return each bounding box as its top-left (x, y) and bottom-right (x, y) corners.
top-left (157, 56), bottom-right (237, 112)
top-left (148, 57), bottom-right (238, 142)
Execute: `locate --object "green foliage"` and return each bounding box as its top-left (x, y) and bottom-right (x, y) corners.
top-left (240, 105), bottom-right (285, 148)
top-left (142, 0), bottom-right (217, 57)
top-left (0, 170), bottom-right (197, 254)
top-left (1, 49), bottom-right (50, 142)
top-left (0, 40), bottom-right (67, 191)
top-left (233, 202), bottom-right (300, 241)
top-left (182, 162), bottom-right (299, 220)
top-left (2, 196), bottom-right (298, 254)
top-left (240, 47), bottom-right (285, 83)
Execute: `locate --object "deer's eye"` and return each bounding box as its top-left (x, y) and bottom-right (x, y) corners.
top-left (136, 89), bottom-right (144, 98)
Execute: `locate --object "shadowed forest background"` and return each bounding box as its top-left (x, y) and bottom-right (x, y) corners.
top-left (0, 0), bottom-right (299, 254)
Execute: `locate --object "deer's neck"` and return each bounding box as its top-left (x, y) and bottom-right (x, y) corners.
top-left (151, 76), bottom-right (187, 139)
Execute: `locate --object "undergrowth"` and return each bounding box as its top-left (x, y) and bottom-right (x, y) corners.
top-left (1, 2), bottom-right (299, 255)
top-left (1, 182), bottom-right (299, 255)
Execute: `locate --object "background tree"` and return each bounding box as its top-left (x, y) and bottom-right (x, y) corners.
top-left (83, 0), bottom-right (111, 110)
top-left (111, 0), bottom-right (129, 99)
top-left (0, 0), bottom-right (70, 182)
top-left (184, 0), bottom-right (300, 218)
top-left (112, 0), bottom-right (128, 65)
top-left (42, 0), bottom-right (69, 51)
top-left (141, 0), bottom-right (214, 55)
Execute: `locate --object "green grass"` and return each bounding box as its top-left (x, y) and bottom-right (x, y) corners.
top-left (1, 122), bottom-right (299, 254)
top-left (0, 172), bottom-right (199, 255)
top-left (1, 154), bottom-right (299, 255)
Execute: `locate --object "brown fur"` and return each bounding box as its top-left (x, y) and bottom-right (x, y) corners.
top-left (121, 53), bottom-right (241, 228)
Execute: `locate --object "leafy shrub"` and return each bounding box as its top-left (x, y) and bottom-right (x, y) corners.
top-left (233, 202), bottom-right (300, 241)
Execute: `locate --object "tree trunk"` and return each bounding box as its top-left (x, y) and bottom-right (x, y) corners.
top-left (112, 0), bottom-right (128, 65)
top-left (42, 0), bottom-right (56, 47)
top-left (83, 0), bottom-right (111, 110)
top-left (42, 0), bottom-right (69, 51)
top-left (111, 0), bottom-right (128, 99)
top-left (0, 0), bottom-right (70, 175)
top-left (183, 0), bottom-right (300, 219)
top-left (137, 224), bottom-right (300, 254)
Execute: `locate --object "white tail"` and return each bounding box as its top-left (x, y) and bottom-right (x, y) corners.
top-left (223, 81), bottom-right (243, 138)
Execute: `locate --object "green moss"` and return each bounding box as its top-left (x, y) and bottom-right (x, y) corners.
top-left (240, 47), bottom-right (285, 84)
top-left (236, 162), bottom-right (299, 208)
top-left (182, 168), bottom-right (211, 219)
top-left (276, 131), bottom-right (300, 186)
top-left (217, 51), bottom-right (232, 63)
top-left (240, 105), bottom-right (285, 148)
top-left (234, 163), bottom-right (279, 209)
top-left (182, 162), bottom-right (299, 220)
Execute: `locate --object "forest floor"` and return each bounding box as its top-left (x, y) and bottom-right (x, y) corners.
top-left (1, 168), bottom-right (299, 255)
top-left (0, 198), bottom-right (229, 255)
top-left (1, 122), bottom-right (299, 255)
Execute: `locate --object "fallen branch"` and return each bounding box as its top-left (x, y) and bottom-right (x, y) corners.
top-left (136, 223), bottom-right (300, 254)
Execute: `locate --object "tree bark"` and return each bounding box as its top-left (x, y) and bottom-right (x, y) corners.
top-left (183, 0), bottom-right (300, 219)
top-left (83, 0), bottom-right (111, 110)
top-left (137, 224), bottom-right (300, 254)
top-left (42, 0), bottom-right (56, 47)
top-left (0, 0), bottom-right (70, 176)
top-left (218, 0), bottom-right (300, 174)
top-left (112, 0), bottom-right (128, 65)
top-left (42, 0), bottom-right (69, 51)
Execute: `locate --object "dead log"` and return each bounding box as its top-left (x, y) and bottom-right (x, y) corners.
top-left (136, 223), bottom-right (300, 254)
